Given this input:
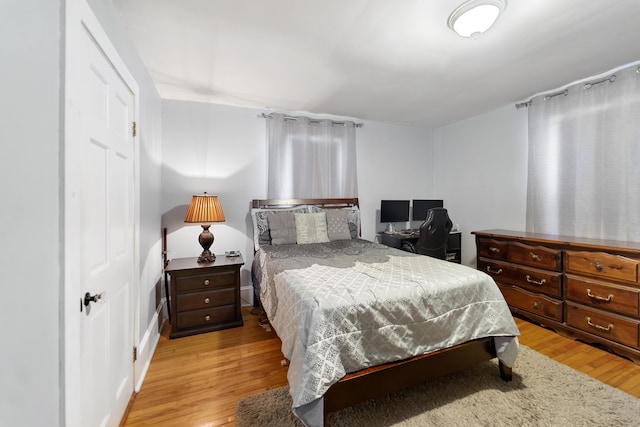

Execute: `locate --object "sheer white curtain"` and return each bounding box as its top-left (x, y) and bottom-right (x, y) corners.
top-left (266, 113), bottom-right (358, 199)
top-left (527, 64), bottom-right (640, 242)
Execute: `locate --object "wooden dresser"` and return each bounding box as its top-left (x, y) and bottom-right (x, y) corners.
top-left (165, 255), bottom-right (244, 338)
top-left (473, 229), bottom-right (640, 364)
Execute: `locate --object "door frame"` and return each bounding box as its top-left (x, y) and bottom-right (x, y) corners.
top-left (64, 0), bottom-right (140, 425)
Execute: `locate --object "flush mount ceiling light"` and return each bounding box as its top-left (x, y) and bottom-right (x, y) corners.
top-left (448, 0), bottom-right (507, 39)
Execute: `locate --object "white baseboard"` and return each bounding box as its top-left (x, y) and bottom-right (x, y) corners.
top-left (240, 285), bottom-right (254, 306)
top-left (133, 302), bottom-right (164, 392)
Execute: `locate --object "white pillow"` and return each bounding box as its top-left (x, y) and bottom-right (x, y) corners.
top-left (294, 212), bottom-right (330, 244)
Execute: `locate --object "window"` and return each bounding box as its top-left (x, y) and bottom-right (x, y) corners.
top-left (526, 64), bottom-right (640, 242)
top-left (266, 113), bottom-right (358, 199)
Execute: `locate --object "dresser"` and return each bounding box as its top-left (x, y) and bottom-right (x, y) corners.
top-left (473, 229), bottom-right (640, 364)
top-left (165, 255), bottom-right (244, 338)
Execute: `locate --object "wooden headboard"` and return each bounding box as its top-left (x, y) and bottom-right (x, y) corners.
top-left (252, 198), bottom-right (359, 209)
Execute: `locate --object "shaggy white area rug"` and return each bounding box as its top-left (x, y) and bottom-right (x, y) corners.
top-left (236, 345), bottom-right (639, 426)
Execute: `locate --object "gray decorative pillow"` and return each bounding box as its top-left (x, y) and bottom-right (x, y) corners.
top-left (309, 206), bottom-right (360, 238)
top-left (268, 212), bottom-right (297, 245)
top-left (325, 209), bottom-right (352, 241)
top-left (251, 206), bottom-right (307, 250)
top-left (294, 212), bottom-right (330, 244)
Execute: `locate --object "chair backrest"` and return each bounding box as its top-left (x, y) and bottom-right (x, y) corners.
top-left (415, 208), bottom-right (453, 259)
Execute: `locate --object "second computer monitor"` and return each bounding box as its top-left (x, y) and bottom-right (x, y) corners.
top-left (412, 199), bottom-right (444, 222)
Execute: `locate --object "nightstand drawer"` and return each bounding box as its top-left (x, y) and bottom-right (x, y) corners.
top-left (566, 302), bottom-right (639, 348)
top-left (177, 288), bottom-right (236, 311)
top-left (177, 305), bottom-right (236, 330)
top-left (174, 269), bottom-right (236, 293)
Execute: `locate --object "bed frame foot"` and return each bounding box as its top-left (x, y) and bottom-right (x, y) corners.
top-left (498, 360), bottom-right (512, 381)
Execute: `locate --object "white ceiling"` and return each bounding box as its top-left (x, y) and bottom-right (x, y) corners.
top-left (113, 0), bottom-right (640, 127)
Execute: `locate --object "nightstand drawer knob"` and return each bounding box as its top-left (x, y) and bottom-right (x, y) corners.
top-left (204, 315), bottom-right (211, 322)
top-left (203, 279), bottom-right (210, 286)
top-left (204, 297), bottom-right (211, 304)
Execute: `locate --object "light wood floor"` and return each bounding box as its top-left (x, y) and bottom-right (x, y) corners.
top-left (122, 307), bottom-right (640, 426)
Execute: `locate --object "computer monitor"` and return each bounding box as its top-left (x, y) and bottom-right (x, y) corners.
top-left (380, 200), bottom-right (410, 233)
top-left (412, 199), bottom-right (444, 222)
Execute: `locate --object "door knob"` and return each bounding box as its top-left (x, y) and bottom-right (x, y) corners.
top-left (84, 292), bottom-right (104, 307)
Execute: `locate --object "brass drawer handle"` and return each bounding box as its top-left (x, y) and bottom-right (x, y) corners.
top-left (586, 317), bottom-right (613, 332)
top-left (204, 297), bottom-right (211, 304)
top-left (532, 301), bottom-right (541, 309)
top-left (529, 252), bottom-right (541, 261)
top-left (203, 279), bottom-right (210, 286)
top-left (489, 247), bottom-right (500, 253)
top-left (593, 261), bottom-right (605, 272)
top-left (204, 315), bottom-right (211, 322)
top-left (526, 275), bottom-right (546, 286)
top-left (586, 288), bottom-right (614, 302)
top-left (486, 266), bottom-right (502, 274)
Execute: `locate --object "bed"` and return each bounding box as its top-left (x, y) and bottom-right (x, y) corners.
top-left (251, 198), bottom-right (520, 427)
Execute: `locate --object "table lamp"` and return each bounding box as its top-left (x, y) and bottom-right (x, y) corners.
top-left (184, 192), bottom-right (225, 262)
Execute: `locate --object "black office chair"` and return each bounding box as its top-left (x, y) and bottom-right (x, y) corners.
top-left (414, 208), bottom-right (453, 260)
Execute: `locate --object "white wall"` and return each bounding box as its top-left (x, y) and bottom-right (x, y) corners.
top-left (161, 100), bottom-right (267, 302)
top-left (161, 100), bottom-right (435, 304)
top-left (434, 104), bottom-right (529, 266)
top-left (356, 120), bottom-right (435, 238)
top-left (0, 2), bottom-right (62, 425)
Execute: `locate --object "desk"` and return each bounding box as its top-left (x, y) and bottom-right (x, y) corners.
top-left (380, 231), bottom-right (461, 263)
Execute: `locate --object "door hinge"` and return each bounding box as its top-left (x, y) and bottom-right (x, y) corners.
top-left (132, 121), bottom-right (137, 137)
top-left (133, 346), bottom-right (138, 362)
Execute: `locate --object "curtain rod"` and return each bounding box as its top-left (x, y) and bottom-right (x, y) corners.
top-left (514, 64), bottom-right (640, 110)
top-left (258, 112), bottom-right (364, 128)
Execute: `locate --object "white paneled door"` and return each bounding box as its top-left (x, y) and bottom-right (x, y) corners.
top-left (65, 2), bottom-right (137, 426)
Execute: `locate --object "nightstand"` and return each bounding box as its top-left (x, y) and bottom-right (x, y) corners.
top-left (165, 255), bottom-right (244, 338)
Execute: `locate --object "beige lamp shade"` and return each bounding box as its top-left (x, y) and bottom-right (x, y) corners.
top-left (184, 192), bottom-right (225, 224)
top-left (184, 192), bottom-right (224, 262)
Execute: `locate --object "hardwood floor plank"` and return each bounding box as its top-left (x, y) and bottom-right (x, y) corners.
top-left (122, 309), bottom-right (640, 426)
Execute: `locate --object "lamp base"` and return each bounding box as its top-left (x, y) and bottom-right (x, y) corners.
top-left (196, 225), bottom-right (216, 263)
top-left (197, 250), bottom-right (216, 263)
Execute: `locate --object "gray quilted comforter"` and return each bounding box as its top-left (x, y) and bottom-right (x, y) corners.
top-left (252, 239), bottom-right (519, 426)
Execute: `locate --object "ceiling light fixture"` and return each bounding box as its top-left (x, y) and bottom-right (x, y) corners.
top-left (448, 0), bottom-right (507, 39)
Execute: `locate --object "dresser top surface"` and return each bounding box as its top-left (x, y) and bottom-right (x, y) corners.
top-left (472, 229), bottom-right (640, 253)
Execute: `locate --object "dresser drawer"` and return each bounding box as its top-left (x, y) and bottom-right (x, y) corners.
top-left (508, 242), bottom-right (562, 271)
top-left (565, 250), bottom-right (639, 283)
top-left (479, 259), bottom-right (563, 298)
top-left (565, 275), bottom-right (640, 317)
top-left (566, 302), bottom-right (639, 349)
top-left (177, 288), bottom-right (236, 312)
top-left (176, 305), bottom-right (237, 330)
top-left (174, 269), bottom-right (237, 293)
top-left (498, 284), bottom-right (563, 322)
top-left (477, 238), bottom-right (509, 261)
